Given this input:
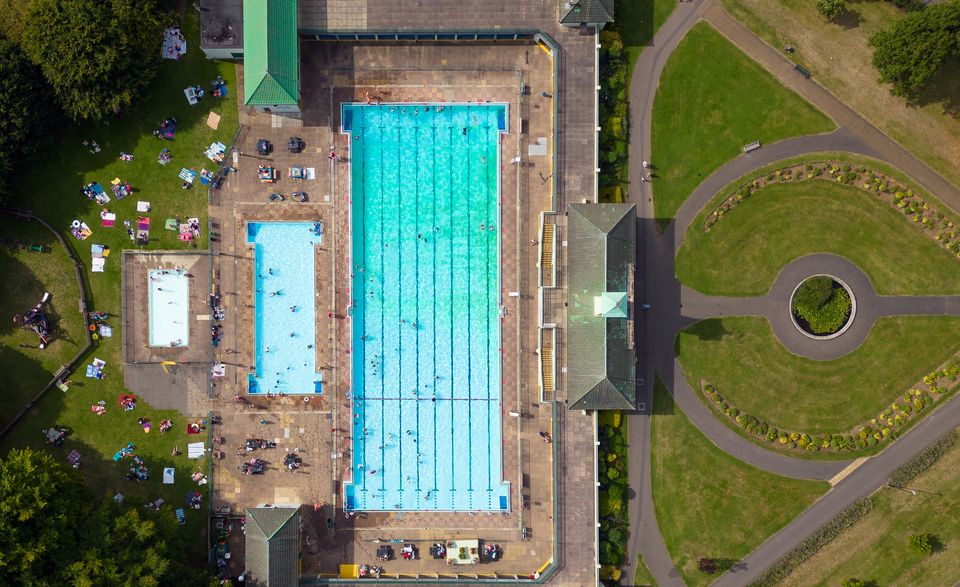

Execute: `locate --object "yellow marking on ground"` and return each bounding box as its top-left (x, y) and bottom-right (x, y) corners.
top-left (829, 457), bottom-right (869, 486)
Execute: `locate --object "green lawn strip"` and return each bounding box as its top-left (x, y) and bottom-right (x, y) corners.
top-left (650, 377), bottom-right (828, 587)
top-left (678, 316), bottom-right (960, 435)
top-left (0, 14), bottom-right (236, 562)
top-left (676, 180), bottom-right (960, 296)
top-left (781, 433), bottom-right (960, 587)
top-left (633, 552), bottom-right (658, 587)
top-left (619, 0), bottom-right (678, 86)
top-left (651, 22), bottom-right (834, 227)
top-left (0, 220), bottom-right (87, 427)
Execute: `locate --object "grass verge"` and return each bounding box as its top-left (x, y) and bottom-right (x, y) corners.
top-left (650, 377), bottom-right (828, 587)
top-left (780, 432), bottom-right (960, 587)
top-left (651, 21), bottom-right (834, 226)
top-left (721, 0), bottom-right (960, 193)
top-left (633, 552), bottom-right (658, 587)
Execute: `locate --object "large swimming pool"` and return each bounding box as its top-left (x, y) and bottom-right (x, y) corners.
top-left (343, 103), bottom-right (511, 511)
top-left (148, 269), bottom-right (189, 347)
top-left (246, 221), bottom-right (324, 395)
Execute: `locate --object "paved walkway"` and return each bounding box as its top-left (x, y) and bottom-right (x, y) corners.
top-left (623, 1), bottom-right (960, 585)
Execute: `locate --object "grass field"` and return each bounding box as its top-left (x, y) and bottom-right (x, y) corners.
top-left (676, 180), bottom-right (960, 296)
top-left (651, 378), bottom-right (828, 586)
top-left (721, 0), bottom-right (960, 192)
top-left (781, 433), bottom-right (960, 587)
top-left (619, 0), bottom-right (678, 86)
top-left (0, 13), bottom-right (237, 561)
top-left (0, 220), bottom-right (87, 428)
top-left (633, 553), bottom-right (657, 587)
top-left (650, 22), bottom-right (834, 227)
top-left (678, 316), bottom-right (960, 434)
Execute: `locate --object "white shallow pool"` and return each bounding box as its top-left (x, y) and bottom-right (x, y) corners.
top-left (148, 269), bottom-right (190, 347)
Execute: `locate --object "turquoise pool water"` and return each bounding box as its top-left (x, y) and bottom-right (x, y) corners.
top-left (148, 269), bottom-right (189, 347)
top-left (343, 103), bottom-right (511, 511)
top-left (246, 221), bottom-right (324, 395)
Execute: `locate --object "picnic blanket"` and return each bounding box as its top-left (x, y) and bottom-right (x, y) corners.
top-left (110, 178), bottom-right (132, 200)
top-left (158, 148), bottom-right (172, 165)
top-left (164, 218), bottom-right (179, 231)
top-left (199, 169), bottom-right (215, 185)
top-left (163, 467), bottom-right (175, 484)
top-left (179, 168), bottom-right (197, 184)
top-left (100, 211), bottom-right (116, 227)
top-left (99, 325), bottom-right (112, 338)
top-left (83, 183), bottom-right (110, 205)
top-left (187, 442), bottom-right (205, 459)
top-left (162, 27), bottom-right (186, 60)
top-left (183, 86), bottom-right (203, 105)
top-left (70, 221), bottom-right (92, 241)
top-left (91, 244), bottom-right (108, 273)
top-left (175, 508), bottom-right (186, 525)
top-left (204, 142), bottom-right (226, 163)
top-left (137, 217), bottom-right (150, 231)
top-left (137, 201), bottom-right (151, 213)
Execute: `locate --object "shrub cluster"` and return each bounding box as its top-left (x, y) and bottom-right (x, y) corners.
top-left (792, 277), bottom-right (851, 335)
top-left (598, 411), bottom-right (629, 586)
top-left (700, 362), bottom-right (959, 455)
top-left (598, 28), bottom-right (629, 195)
top-left (889, 430), bottom-right (957, 487)
top-left (748, 498), bottom-right (874, 587)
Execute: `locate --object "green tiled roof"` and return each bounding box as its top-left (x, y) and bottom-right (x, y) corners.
top-left (243, 0), bottom-right (299, 106)
top-left (560, 0), bottom-right (615, 25)
top-left (245, 507), bottom-right (301, 586)
top-left (566, 203), bottom-right (636, 411)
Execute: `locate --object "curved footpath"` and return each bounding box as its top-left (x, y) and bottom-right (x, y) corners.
top-left (622, 0), bottom-right (960, 585)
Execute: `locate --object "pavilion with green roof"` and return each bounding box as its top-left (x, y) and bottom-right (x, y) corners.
top-left (245, 506), bottom-right (302, 586)
top-left (243, 0), bottom-right (300, 112)
top-left (566, 203), bottom-right (637, 411)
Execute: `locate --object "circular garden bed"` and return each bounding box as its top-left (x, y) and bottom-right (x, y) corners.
top-left (790, 275), bottom-right (854, 338)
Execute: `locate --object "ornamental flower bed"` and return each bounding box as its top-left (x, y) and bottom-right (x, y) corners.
top-left (699, 360), bottom-right (960, 454)
top-left (703, 161), bottom-right (960, 260)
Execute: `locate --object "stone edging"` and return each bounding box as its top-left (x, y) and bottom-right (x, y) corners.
top-left (703, 161), bottom-right (960, 261)
top-left (699, 358), bottom-right (960, 455)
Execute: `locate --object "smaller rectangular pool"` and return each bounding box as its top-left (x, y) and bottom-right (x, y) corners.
top-left (148, 269), bottom-right (190, 347)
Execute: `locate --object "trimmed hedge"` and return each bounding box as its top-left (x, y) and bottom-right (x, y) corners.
top-left (598, 412), bottom-right (629, 586)
top-left (748, 498), bottom-right (874, 587)
top-left (889, 430), bottom-right (957, 487)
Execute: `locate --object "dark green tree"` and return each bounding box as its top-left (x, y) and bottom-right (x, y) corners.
top-left (909, 533), bottom-right (934, 555)
top-left (20, 0), bottom-right (163, 121)
top-left (0, 448), bottom-right (91, 584)
top-left (869, 3), bottom-right (960, 98)
top-left (816, 0), bottom-right (846, 20)
top-left (0, 38), bottom-right (58, 164)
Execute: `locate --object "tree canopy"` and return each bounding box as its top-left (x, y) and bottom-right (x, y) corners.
top-left (0, 38), bottom-right (57, 164)
top-left (816, 0), bottom-right (846, 21)
top-left (0, 448), bottom-right (205, 586)
top-left (20, 0), bottom-right (163, 121)
top-left (869, 2), bottom-right (960, 98)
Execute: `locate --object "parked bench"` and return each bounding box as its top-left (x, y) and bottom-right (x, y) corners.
top-left (794, 64), bottom-right (812, 78)
top-left (743, 141), bottom-right (762, 154)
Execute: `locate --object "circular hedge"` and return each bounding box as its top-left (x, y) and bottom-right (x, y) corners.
top-left (791, 276), bottom-right (852, 335)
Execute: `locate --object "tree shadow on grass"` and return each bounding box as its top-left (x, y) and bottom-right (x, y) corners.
top-left (833, 8), bottom-right (863, 30)
top-left (616, 0), bottom-right (654, 48)
top-left (909, 60), bottom-right (960, 120)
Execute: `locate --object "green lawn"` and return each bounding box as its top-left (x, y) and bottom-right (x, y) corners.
top-left (678, 316), bottom-right (960, 434)
top-left (0, 220), bottom-right (87, 428)
top-left (619, 0), bottom-right (678, 86)
top-left (633, 553), bottom-right (658, 587)
top-left (676, 180), bottom-right (960, 296)
top-left (0, 13), bottom-right (237, 562)
top-left (650, 22), bottom-right (834, 226)
top-left (721, 0), bottom-right (960, 194)
top-left (651, 378), bottom-right (828, 587)
top-left (781, 434), bottom-right (960, 587)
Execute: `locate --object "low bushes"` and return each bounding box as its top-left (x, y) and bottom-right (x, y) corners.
top-left (598, 28), bottom-right (629, 195)
top-left (598, 411), bottom-right (629, 586)
top-left (749, 498), bottom-right (874, 587)
top-left (700, 359), bottom-right (960, 455)
top-left (889, 430), bottom-right (957, 487)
